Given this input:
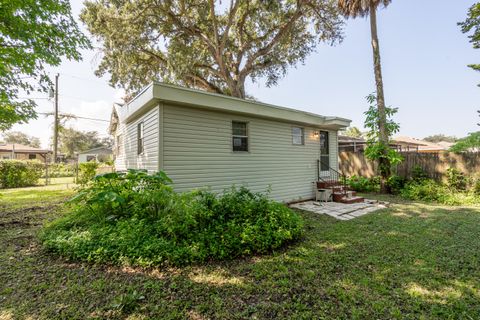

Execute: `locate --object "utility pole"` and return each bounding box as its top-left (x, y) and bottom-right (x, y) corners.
top-left (53, 73), bottom-right (59, 163)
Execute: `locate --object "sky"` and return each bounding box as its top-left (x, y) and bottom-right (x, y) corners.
top-left (9, 0), bottom-right (480, 148)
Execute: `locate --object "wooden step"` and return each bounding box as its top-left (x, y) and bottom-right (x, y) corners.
top-left (337, 196), bottom-right (365, 204)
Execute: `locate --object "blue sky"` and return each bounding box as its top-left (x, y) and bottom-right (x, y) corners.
top-left (10, 0), bottom-right (480, 148)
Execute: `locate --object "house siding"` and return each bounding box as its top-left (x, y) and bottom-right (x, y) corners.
top-left (115, 106), bottom-right (159, 172)
top-left (161, 104), bottom-right (338, 202)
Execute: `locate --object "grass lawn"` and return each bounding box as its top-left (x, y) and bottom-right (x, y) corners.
top-left (1, 185), bottom-right (480, 319)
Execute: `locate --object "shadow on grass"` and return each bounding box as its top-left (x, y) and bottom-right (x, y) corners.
top-left (1, 200), bottom-right (480, 319)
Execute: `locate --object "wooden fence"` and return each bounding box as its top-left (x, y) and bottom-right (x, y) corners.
top-left (339, 151), bottom-right (480, 181)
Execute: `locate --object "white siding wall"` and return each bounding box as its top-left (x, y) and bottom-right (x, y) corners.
top-left (115, 106), bottom-right (159, 172)
top-left (161, 104), bottom-right (338, 203)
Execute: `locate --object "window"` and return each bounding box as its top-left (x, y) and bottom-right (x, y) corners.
top-left (29, 154), bottom-right (36, 160)
top-left (116, 134), bottom-right (123, 155)
top-left (232, 121), bottom-right (248, 152)
top-left (320, 131), bottom-right (330, 171)
top-left (137, 122), bottom-right (144, 155)
top-left (292, 127), bottom-right (304, 145)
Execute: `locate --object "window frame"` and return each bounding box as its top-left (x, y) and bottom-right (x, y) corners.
top-left (28, 154), bottom-right (37, 160)
top-left (116, 134), bottom-right (123, 155)
top-left (292, 127), bottom-right (305, 146)
top-left (232, 121), bottom-right (249, 152)
top-left (137, 122), bottom-right (144, 155)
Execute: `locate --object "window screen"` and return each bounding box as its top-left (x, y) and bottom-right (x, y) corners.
top-left (292, 127), bottom-right (304, 145)
top-left (232, 121), bottom-right (248, 152)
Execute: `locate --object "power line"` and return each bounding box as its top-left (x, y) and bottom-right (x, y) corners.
top-left (38, 112), bottom-right (109, 123)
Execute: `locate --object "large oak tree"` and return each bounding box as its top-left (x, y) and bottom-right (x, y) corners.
top-left (81, 0), bottom-right (344, 98)
top-left (0, 0), bottom-right (90, 130)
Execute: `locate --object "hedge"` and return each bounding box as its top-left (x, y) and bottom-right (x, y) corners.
top-left (0, 160), bottom-right (44, 188)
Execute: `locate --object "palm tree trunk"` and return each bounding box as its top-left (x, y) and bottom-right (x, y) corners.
top-left (369, 2), bottom-right (391, 193)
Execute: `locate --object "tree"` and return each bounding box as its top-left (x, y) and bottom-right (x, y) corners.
top-left (450, 132), bottom-right (480, 153)
top-left (459, 3), bottom-right (480, 75)
top-left (363, 94), bottom-right (402, 189)
top-left (423, 134), bottom-right (457, 143)
top-left (0, 0), bottom-right (90, 131)
top-left (343, 126), bottom-right (363, 138)
top-left (338, 0), bottom-right (392, 192)
top-left (80, 0), bottom-right (343, 98)
top-left (58, 127), bottom-right (112, 158)
top-left (2, 131), bottom-right (41, 148)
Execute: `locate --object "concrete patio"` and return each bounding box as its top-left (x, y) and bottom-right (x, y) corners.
top-left (290, 200), bottom-right (389, 220)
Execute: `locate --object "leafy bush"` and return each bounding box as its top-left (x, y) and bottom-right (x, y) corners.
top-left (400, 178), bottom-right (480, 206)
top-left (411, 165), bottom-right (429, 182)
top-left (346, 175), bottom-right (380, 193)
top-left (386, 174), bottom-right (406, 194)
top-left (0, 160), bottom-right (43, 188)
top-left (445, 168), bottom-right (467, 191)
top-left (77, 161), bottom-right (99, 185)
top-left (41, 170), bottom-right (304, 266)
top-left (400, 179), bottom-right (449, 203)
top-left (46, 163), bottom-right (75, 178)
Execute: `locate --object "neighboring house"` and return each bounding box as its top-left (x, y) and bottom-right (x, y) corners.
top-left (110, 82), bottom-right (351, 203)
top-left (339, 135), bottom-right (452, 153)
top-left (77, 147), bottom-right (113, 163)
top-left (0, 144), bottom-right (51, 161)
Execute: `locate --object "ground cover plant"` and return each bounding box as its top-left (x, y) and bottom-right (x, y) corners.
top-left (41, 170), bottom-right (304, 266)
top-left (2, 182), bottom-right (480, 319)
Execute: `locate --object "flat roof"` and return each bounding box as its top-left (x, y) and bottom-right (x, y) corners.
top-left (118, 82), bottom-right (351, 130)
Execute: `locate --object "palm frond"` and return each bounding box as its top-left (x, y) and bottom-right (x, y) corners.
top-left (338, 0), bottom-right (392, 18)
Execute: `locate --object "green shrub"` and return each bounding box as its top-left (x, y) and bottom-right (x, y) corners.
top-left (46, 163), bottom-right (75, 178)
top-left (0, 160), bottom-right (43, 188)
top-left (41, 170), bottom-right (304, 266)
top-left (346, 175), bottom-right (380, 193)
top-left (445, 168), bottom-right (468, 191)
top-left (411, 165), bottom-right (429, 182)
top-left (386, 174), bottom-right (406, 194)
top-left (400, 179), bottom-right (448, 203)
top-left (77, 161), bottom-right (99, 185)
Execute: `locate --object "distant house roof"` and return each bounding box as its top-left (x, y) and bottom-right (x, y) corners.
top-left (392, 136), bottom-right (452, 152)
top-left (392, 136), bottom-right (429, 146)
top-left (0, 144), bottom-right (51, 153)
top-left (78, 147), bottom-right (113, 155)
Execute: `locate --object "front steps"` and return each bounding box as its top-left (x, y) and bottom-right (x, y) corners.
top-left (317, 181), bottom-right (364, 204)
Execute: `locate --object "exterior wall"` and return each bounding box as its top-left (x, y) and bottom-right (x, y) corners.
top-left (161, 104), bottom-right (338, 202)
top-left (0, 152), bottom-right (46, 161)
top-left (115, 105), bottom-right (159, 172)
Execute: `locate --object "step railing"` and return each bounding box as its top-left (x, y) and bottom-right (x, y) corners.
top-left (317, 159), bottom-right (348, 196)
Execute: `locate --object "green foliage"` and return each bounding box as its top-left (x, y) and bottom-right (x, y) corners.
top-left (446, 168), bottom-right (468, 191)
top-left (41, 170), bottom-right (303, 266)
top-left (80, 0), bottom-right (343, 98)
top-left (449, 131), bottom-right (480, 152)
top-left (345, 175), bottom-right (380, 193)
top-left (0, 0), bottom-right (90, 130)
top-left (2, 131), bottom-right (41, 148)
top-left (363, 94), bottom-right (403, 175)
top-left (343, 126), bottom-right (363, 138)
top-left (423, 134), bottom-right (457, 143)
top-left (59, 127), bottom-right (113, 158)
top-left (386, 175), bottom-right (406, 195)
top-left (460, 3), bottom-right (480, 74)
top-left (77, 162), bottom-right (99, 185)
top-left (110, 290), bottom-right (145, 314)
top-left (401, 180), bottom-right (449, 203)
top-left (47, 163), bottom-right (75, 178)
top-left (0, 160), bottom-right (43, 188)
top-left (411, 165), bottom-right (429, 182)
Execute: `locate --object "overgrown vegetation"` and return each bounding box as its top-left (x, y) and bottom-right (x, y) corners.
top-left (0, 160), bottom-right (43, 188)
top-left (76, 161), bottom-right (98, 185)
top-left (46, 163), bottom-right (75, 178)
top-left (3, 183), bottom-right (480, 318)
top-left (41, 170), bottom-right (303, 266)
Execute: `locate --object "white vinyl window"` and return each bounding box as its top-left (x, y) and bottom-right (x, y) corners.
top-left (137, 123), bottom-right (144, 155)
top-left (116, 134), bottom-right (123, 155)
top-left (232, 121), bottom-right (248, 152)
top-left (292, 127), bottom-right (305, 145)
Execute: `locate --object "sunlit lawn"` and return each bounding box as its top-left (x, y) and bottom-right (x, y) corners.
top-left (1, 184), bottom-right (480, 319)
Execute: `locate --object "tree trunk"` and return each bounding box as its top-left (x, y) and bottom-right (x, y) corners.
top-left (369, 3), bottom-right (391, 193)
